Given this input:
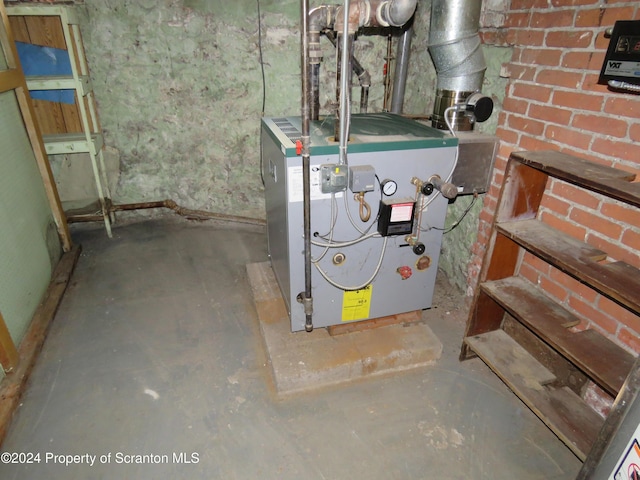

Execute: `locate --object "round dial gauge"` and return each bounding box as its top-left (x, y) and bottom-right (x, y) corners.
top-left (381, 179), bottom-right (397, 196)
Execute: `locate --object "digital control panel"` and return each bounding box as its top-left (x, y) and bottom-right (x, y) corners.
top-left (599, 20), bottom-right (640, 87)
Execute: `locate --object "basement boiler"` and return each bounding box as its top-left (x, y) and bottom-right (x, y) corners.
top-left (262, 113), bottom-right (458, 332)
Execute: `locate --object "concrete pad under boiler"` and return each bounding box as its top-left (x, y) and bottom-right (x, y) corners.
top-left (246, 262), bottom-right (443, 397)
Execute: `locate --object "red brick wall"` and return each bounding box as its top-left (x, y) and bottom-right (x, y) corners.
top-left (470, 2), bottom-right (640, 353)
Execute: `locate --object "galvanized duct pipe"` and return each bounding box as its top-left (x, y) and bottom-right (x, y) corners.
top-left (428, 0), bottom-right (487, 131)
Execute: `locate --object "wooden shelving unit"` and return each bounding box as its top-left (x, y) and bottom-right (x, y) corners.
top-left (461, 150), bottom-right (640, 460)
top-left (7, 4), bottom-right (113, 236)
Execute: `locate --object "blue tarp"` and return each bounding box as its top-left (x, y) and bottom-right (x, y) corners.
top-left (16, 41), bottom-right (75, 104)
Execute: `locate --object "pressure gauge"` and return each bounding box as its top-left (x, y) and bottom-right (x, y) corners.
top-left (381, 179), bottom-right (397, 196)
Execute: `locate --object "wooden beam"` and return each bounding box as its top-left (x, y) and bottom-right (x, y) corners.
top-left (0, 69), bottom-right (21, 93)
top-left (0, 245), bottom-right (81, 446)
top-left (328, 310), bottom-right (421, 336)
top-left (0, 312), bottom-right (18, 373)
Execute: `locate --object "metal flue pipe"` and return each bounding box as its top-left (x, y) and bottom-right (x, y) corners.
top-left (428, 0), bottom-right (485, 93)
top-left (428, 0), bottom-right (487, 131)
top-left (300, 0), bottom-right (314, 332)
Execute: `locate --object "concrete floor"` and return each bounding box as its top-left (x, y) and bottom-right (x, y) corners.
top-left (0, 217), bottom-right (582, 479)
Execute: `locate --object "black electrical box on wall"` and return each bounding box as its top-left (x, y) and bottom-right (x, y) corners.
top-left (599, 20), bottom-right (640, 87)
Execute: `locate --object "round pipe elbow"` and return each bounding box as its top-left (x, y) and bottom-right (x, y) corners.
top-left (309, 5), bottom-right (337, 32)
top-left (358, 70), bottom-right (371, 88)
top-left (379, 0), bottom-right (417, 27)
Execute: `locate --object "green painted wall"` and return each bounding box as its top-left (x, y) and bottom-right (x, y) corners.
top-left (81, 0), bottom-right (509, 291)
top-left (435, 45), bottom-right (511, 294)
top-left (0, 91), bottom-right (61, 367)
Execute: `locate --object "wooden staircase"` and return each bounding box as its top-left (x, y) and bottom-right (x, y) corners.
top-left (461, 150), bottom-right (640, 460)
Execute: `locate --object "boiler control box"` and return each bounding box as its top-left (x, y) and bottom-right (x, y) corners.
top-left (377, 198), bottom-right (415, 236)
top-left (349, 165), bottom-right (376, 193)
top-left (320, 164), bottom-right (348, 193)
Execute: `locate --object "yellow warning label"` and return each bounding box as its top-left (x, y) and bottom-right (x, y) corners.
top-left (341, 285), bottom-right (372, 322)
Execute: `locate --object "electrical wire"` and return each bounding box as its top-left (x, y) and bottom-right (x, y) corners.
top-left (311, 193), bottom-right (338, 263)
top-left (313, 192), bottom-right (339, 239)
top-left (314, 195), bottom-right (379, 242)
top-left (310, 180), bottom-right (385, 291)
top-left (313, 236), bottom-right (388, 291)
top-left (430, 192), bottom-right (479, 234)
top-left (343, 175), bottom-right (382, 235)
top-left (355, 193), bottom-right (371, 222)
top-left (311, 230), bottom-right (380, 248)
top-left (445, 144), bottom-right (459, 183)
top-left (257, 0), bottom-right (267, 186)
top-left (344, 188), bottom-right (363, 233)
top-left (415, 146), bottom-right (460, 236)
top-left (444, 105), bottom-right (457, 137)
top-left (257, 0), bottom-right (266, 116)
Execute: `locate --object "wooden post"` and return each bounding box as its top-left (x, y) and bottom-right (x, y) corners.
top-left (0, 311), bottom-right (18, 372)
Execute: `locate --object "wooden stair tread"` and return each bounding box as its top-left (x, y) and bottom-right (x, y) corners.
top-left (497, 219), bottom-right (640, 315)
top-left (465, 330), bottom-right (603, 460)
top-left (481, 276), bottom-right (635, 396)
top-left (510, 150), bottom-right (640, 208)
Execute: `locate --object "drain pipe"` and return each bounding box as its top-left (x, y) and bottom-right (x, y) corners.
top-left (333, 0), bottom-right (417, 139)
top-left (390, 23), bottom-right (413, 114)
top-left (428, 0), bottom-right (489, 131)
top-left (324, 30), bottom-right (371, 115)
top-left (309, 0), bottom-right (417, 121)
top-left (309, 5), bottom-right (337, 120)
top-left (300, 0), bottom-right (314, 332)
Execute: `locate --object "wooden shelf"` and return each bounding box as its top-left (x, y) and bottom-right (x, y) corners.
top-left (462, 150), bottom-right (640, 462)
top-left (497, 219), bottom-right (640, 314)
top-left (481, 276), bottom-right (634, 396)
top-left (41, 132), bottom-right (103, 155)
top-left (26, 75), bottom-right (92, 96)
top-left (465, 330), bottom-right (603, 460)
top-left (8, 3), bottom-right (113, 237)
top-left (510, 150), bottom-right (640, 208)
